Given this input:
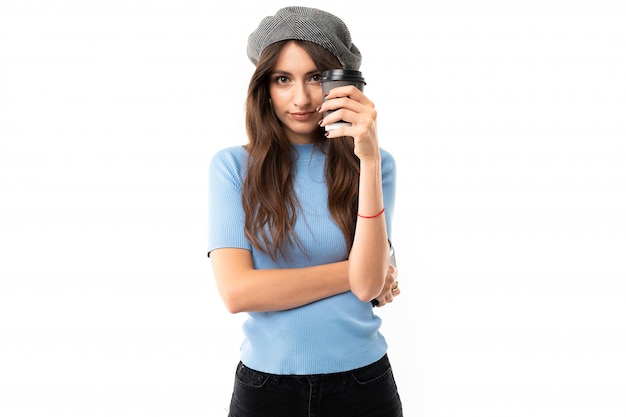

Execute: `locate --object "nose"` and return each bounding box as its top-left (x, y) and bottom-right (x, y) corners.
top-left (292, 82), bottom-right (313, 108)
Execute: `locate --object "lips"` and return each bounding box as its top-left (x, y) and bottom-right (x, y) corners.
top-left (290, 111), bottom-right (316, 121)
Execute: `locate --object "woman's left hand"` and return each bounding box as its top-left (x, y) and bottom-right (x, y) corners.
top-left (319, 85), bottom-right (379, 160)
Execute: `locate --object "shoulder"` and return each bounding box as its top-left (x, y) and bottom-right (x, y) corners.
top-left (209, 145), bottom-right (249, 183)
top-left (210, 145), bottom-right (248, 170)
top-left (210, 145), bottom-right (248, 165)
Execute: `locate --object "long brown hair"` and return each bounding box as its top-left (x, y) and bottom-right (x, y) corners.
top-left (243, 40), bottom-right (360, 260)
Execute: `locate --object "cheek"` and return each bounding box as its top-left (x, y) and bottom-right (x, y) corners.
top-left (311, 85), bottom-right (323, 104)
top-left (268, 89), bottom-right (287, 110)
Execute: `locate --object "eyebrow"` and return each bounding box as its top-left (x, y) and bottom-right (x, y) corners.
top-left (271, 69), bottom-right (320, 77)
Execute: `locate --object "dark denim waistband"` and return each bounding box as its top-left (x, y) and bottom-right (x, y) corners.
top-left (237, 354), bottom-right (391, 385)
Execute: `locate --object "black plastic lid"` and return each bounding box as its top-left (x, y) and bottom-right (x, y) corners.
top-left (322, 69), bottom-right (366, 83)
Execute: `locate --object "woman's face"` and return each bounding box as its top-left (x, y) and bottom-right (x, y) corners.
top-left (268, 41), bottom-right (324, 144)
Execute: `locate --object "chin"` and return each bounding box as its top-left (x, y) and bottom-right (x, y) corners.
top-left (288, 125), bottom-right (318, 137)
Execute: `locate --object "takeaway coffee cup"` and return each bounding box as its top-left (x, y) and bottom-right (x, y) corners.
top-left (321, 69), bottom-right (366, 131)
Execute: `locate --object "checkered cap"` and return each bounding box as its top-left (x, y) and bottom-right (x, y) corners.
top-left (247, 6), bottom-right (362, 70)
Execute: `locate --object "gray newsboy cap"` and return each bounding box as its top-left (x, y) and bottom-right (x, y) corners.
top-left (247, 6), bottom-right (362, 70)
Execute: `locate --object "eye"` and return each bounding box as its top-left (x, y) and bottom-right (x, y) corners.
top-left (274, 75), bottom-right (290, 84)
top-left (310, 74), bottom-right (322, 83)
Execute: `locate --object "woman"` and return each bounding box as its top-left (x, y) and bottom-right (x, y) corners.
top-left (208, 6), bottom-right (403, 416)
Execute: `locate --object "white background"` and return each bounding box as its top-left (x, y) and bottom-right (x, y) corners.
top-left (1, 0), bottom-right (625, 416)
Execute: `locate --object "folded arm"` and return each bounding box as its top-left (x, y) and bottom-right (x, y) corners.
top-left (210, 248), bottom-right (350, 313)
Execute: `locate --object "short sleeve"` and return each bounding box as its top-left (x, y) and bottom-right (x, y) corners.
top-left (208, 147), bottom-right (252, 256)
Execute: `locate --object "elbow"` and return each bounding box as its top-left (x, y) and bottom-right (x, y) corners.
top-left (351, 281), bottom-right (384, 303)
top-left (223, 300), bottom-right (244, 315)
top-left (348, 266), bottom-right (386, 303)
top-left (348, 249), bottom-right (390, 303)
top-left (218, 288), bottom-right (247, 314)
top-left (352, 291), bottom-right (376, 303)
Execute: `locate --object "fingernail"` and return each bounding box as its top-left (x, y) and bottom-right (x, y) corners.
top-left (315, 106), bottom-right (321, 112)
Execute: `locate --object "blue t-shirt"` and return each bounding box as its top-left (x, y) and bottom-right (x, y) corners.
top-left (208, 142), bottom-right (396, 374)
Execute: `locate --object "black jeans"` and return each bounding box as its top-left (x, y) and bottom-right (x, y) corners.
top-left (227, 354), bottom-right (403, 417)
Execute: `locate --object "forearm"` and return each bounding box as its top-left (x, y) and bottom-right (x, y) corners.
top-left (348, 156), bottom-right (389, 301)
top-left (211, 249), bottom-right (350, 313)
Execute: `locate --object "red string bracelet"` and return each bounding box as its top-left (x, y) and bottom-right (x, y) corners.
top-left (357, 207), bottom-right (385, 219)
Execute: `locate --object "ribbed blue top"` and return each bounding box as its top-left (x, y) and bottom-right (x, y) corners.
top-left (208, 143), bottom-right (396, 374)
